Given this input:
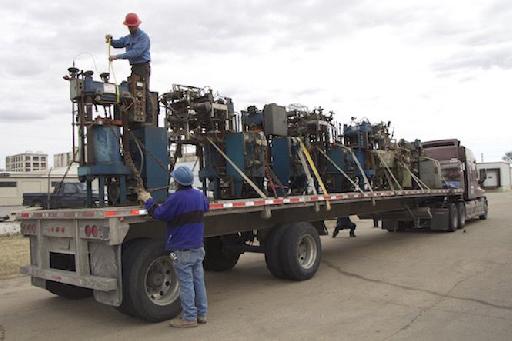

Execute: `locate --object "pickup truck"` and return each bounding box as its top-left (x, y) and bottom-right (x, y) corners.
top-left (22, 182), bottom-right (96, 209)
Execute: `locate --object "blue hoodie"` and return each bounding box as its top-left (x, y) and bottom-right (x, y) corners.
top-left (145, 188), bottom-right (209, 251)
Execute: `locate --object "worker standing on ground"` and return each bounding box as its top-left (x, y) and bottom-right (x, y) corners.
top-left (138, 166), bottom-right (209, 328)
top-left (105, 12), bottom-right (152, 115)
top-left (332, 216), bottom-right (357, 238)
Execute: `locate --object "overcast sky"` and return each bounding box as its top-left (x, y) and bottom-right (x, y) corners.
top-left (1, 0), bottom-right (511, 168)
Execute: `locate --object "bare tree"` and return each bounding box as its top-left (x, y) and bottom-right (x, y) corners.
top-left (503, 152), bottom-right (512, 162)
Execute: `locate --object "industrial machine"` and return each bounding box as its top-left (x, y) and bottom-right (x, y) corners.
top-left (343, 119), bottom-right (378, 189)
top-left (64, 68), bottom-right (453, 204)
top-left (64, 66), bottom-right (168, 207)
top-left (342, 119), bottom-right (424, 191)
top-left (161, 85), bottom-right (269, 199)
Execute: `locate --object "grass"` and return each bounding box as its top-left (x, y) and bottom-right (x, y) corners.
top-left (0, 234), bottom-right (29, 279)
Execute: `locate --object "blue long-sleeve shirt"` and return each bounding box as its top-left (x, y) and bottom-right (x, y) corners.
top-left (145, 188), bottom-right (209, 251)
top-left (111, 29), bottom-right (151, 65)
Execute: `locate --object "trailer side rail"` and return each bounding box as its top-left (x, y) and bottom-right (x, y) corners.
top-left (16, 188), bottom-right (463, 221)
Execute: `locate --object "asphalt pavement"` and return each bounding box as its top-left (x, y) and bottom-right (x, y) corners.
top-left (0, 192), bottom-right (511, 340)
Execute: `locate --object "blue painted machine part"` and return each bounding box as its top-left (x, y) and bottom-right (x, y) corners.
top-left (326, 147), bottom-right (345, 173)
top-left (89, 125), bottom-right (123, 165)
top-left (81, 73), bottom-right (130, 103)
top-left (131, 126), bottom-right (169, 203)
top-left (225, 133), bottom-right (245, 196)
top-left (242, 110), bottom-right (263, 128)
top-left (272, 137), bottom-right (291, 186)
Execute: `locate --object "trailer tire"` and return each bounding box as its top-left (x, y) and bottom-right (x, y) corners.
top-left (46, 281), bottom-right (92, 299)
top-left (117, 239), bottom-right (145, 317)
top-left (448, 203), bottom-right (459, 232)
top-left (203, 236), bottom-right (241, 272)
top-left (119, 239), bottom-right (181, 322)
top-left (457, 202), bottom-right (466, 228)
top-left (264, 225), bottom-right (288, 279)
top-left (279, 222), bottom-right (321, 281)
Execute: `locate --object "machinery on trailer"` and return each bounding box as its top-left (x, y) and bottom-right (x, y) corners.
top-left (17, 69), bottom-right (488, 322)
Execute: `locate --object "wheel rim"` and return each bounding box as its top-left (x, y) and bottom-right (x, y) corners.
top-left (296, 235), bottom-right (317, 270)
top-left (144, 255), bottom-right (179, 306)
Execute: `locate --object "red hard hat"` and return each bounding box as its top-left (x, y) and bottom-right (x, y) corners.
top-left (123, 13), bottom-right (141, 27)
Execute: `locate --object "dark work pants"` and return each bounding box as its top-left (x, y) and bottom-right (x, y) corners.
top-left (333, 216), bottom-right (356, 237)
top-left (131, 62), bottom-right (152, 120)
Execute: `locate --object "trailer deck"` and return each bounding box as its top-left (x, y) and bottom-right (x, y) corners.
top-left (17, 188), bottom-right (463, 221)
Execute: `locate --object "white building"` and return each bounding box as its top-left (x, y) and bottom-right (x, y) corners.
top-left (54, 148), bottom-right (80, 168)
top-left (0, 165), bottom-right (79, 206)
top-left (6, 152), bottom-right (48, 172)
top-left (477, 162), bottom-right (512, 191)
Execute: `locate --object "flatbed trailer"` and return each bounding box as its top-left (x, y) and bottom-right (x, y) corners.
top-left (17, 188), bottom-right (488, 322)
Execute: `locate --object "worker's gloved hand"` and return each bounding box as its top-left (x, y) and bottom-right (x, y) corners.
top-left (105, 34), bottom-right (113, 43)
top-left (137, 190), bottom-right (151, 203)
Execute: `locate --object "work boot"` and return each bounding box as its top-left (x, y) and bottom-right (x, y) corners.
top-left (349, 230), bottom-right (356, 238)
top-left (169, 317), bottom-right (198, 328)
top-left (332, 227), bottom-right (340, 238)
top-left (197, 316), bottom-right (207, 324)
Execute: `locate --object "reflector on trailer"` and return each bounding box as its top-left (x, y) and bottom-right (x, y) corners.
top-left (104, 211), bottom-right (118, 218)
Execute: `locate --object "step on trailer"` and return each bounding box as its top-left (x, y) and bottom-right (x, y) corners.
top-left (17, 187), bottom-right (488, 322)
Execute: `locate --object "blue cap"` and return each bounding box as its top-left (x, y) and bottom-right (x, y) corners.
top-left (171, 166), bottom-right (194, 186)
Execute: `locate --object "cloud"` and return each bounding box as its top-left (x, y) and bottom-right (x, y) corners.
top-left (0, 110), bottom-right (47, 122)
top-left (1, 0), bottom-right (512, 169)
top-left (432, 45), bottom-right (512, 72)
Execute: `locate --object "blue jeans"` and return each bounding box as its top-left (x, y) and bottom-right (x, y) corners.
top-left (173, 247), bottom-right (208, 321)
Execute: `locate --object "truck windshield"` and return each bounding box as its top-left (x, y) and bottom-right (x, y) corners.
top-left (440, 160), bottom-right (463, 189)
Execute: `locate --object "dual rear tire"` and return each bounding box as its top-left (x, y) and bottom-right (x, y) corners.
top-left (264, 222), bottom-right (322, 281)
top-left (457, 202), bottom-right (466, 228)
top-left (447, 203), bottom-right (459, 232)
top-left (203, 235), bottom-right (241, 271)
top-left (118, 239), bottom-right (181, 322)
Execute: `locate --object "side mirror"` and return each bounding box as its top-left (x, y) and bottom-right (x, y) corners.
top-left (478, 169), bottom-right (487, 185)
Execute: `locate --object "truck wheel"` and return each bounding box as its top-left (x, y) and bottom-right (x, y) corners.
top-left (448, 203), bottom-right (459, 232)
top-left (203, 235), bottom-right (241, 271)
top-left (479, 199), bottom-right (488, 220)
top-left (457, 202), bottom-right (466, 228)
top-left (279, 222), bottom-right (322, 281)
top-left (46, 281), bottom-right (92, 299)
top-left (119, 239), bottom-right (181, 322)
top-left (264, 225), bottom-right (288, 279)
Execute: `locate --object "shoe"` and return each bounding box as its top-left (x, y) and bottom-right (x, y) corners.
top-left (349, 230), bottom-right (356, 238)
top-left (197, 316), bottom-right (207, 324)
top-left (169, 317), bottom-right (198, 328)
top-left (332, 228), bottom-right (340, 238)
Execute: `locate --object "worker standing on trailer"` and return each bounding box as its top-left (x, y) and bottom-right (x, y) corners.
top-left (105, 12), bottom-right (152, 114)
top-left (138, 166), bottom-right (209, 328)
